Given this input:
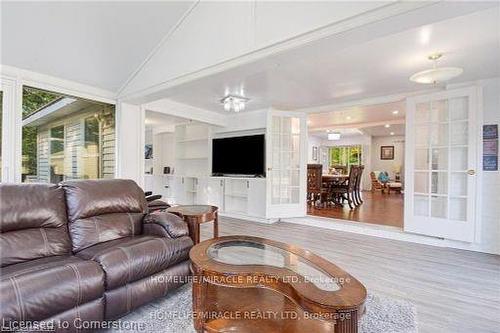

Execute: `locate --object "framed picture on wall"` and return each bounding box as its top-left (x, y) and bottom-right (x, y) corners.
top-left (312, 146), bottom-right (318, 161)
top-left (380, 146), bottom-right (394, 160)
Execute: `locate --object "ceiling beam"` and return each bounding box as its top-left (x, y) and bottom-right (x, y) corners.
top-left (309, 118), bottom-right (405, 133)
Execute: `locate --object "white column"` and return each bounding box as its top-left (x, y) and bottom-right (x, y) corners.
top-left (115, 101), bottom-right (145, 187)
top-left (0, 76), bottom-right (22, 183)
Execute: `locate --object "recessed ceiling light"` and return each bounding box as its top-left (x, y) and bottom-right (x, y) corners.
top-left (390, 132), bottom-right (395, 136)
top-left (346, 116), bottom-right (352, 120)
top-left (328, 132), bottom-right (341, 141)
top-left (385, 124), bottom-right (391, 128)
top-left (392, 110), bottom-right (399, 115)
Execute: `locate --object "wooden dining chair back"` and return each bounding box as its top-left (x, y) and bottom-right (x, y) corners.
top-left (347, 166), bottom-right (359, 192)
top-left (331, 165), bottom-right (359, 210)
top-left (354, 165), bottom-right (364, 205)
top-left (307, 164), bottom-right (323, 204)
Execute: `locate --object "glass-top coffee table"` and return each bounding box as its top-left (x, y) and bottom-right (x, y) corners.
top-left (190, 236), bottom-right (367, 333)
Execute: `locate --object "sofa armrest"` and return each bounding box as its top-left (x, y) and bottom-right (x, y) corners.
top-left (143, 212), bottom-right (189, 239)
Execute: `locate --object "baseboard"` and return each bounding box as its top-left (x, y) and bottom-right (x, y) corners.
top-left (283, 215), bottom-right (500, 255)
top-left (219, 212), bottom-right (276, 224)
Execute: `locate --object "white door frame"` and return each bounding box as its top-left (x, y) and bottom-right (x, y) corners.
top-left (404, 86), bottom-right (481, 242)
top-left (266, 109), bottom-right (307, 218)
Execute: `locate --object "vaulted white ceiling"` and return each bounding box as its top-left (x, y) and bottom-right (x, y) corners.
top-left (1, 1), bottom-right (194, 91)
top-left (164, 5), bottom-right (500, 114)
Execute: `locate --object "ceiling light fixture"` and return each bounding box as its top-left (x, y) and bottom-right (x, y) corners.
top-left (390, 132), bottom-right (395, 136)
top-left (392, 110), bottom-right (399, 115)
top-left (221, 95), bottom-right (249, 112)
top-left (328, 132), bottom-right (341, 141)
top-left (410, 53), bottom-right (463, 84)
top-left (385, 124), bottom-right (391, 128)
top-left (346, 116), bottom-right (352, 120)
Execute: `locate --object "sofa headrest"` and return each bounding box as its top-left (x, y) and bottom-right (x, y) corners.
top-left (62, 179), bottom-right (148, 222)
top-left (0, 183), bottom-right (68, 233)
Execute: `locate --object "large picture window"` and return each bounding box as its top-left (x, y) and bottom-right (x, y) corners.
top-left (22, 86), bottom-right (115, 183)
top-left (329, 145), bottom-right (362, 171)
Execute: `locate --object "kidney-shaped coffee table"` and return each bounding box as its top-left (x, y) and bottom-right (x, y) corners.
top-left (189, 236), bottom-right (367, 333)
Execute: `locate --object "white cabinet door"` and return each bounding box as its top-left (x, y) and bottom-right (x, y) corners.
top-left (206, 178), bottom-right (225, 210)
top-left (173, 176), bottom-right (190, 205)
top-left (405, 87), bottom-right (479, 242)
top-left (247, 179), bottom-right (266, 217)
top-left (266, 110), bottom-right (307, 218)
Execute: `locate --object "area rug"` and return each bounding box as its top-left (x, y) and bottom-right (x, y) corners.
top-left (105, 284), bottom-right (417, 333)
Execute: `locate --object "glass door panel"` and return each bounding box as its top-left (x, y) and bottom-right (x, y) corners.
top-left (267, 111), bottom-right (306, 218)
top-left (405, 87), bottom-right (477, 242)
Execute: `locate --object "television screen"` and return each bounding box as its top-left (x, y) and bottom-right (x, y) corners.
top-left (212, 134), bottom-right (265, 176)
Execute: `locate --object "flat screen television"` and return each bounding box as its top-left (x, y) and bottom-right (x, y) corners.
top-left (212, 134), bottom-right (265, 176)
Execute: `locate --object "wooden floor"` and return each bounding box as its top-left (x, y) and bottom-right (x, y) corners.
top-left (201, 218), bottom-right (500, 333)
top-left (307, 191), bottom-right (404, 228)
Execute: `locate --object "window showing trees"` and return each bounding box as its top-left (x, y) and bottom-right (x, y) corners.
top-left (22, 86), bottom-right (115, 183)
top-left (329, 145), bottom-right (362, 171)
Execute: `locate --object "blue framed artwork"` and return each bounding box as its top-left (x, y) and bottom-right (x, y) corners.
top-left (483, 124), bottom-right (498, 171)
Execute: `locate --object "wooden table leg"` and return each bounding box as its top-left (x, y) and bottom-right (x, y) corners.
top-left (213, 212), bottom-right (219, 238)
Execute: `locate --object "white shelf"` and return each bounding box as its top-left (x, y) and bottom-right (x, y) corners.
top-left (176, 156), bottom-right (208, 160)
top-left (176, 137), bottom-right (208, 143)
top-left (225, 192), bottom-right (248, 198)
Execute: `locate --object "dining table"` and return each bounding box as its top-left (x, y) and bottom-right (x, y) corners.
top-left (322, 174), bottom-right (349, 184)
top-left (321, 174), bottom-right (349, 206)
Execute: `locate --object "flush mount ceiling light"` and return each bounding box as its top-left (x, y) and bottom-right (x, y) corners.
top-left (410, 53), bottom-right (463, 84)
top-left (221, 95), bottom-right (249, 112)
top-left (385, 124), bottom-right (391, 128)
top-left (328, 132), bottom-right (341, 141)
top-left (392, 110), bottom-right (399, 115)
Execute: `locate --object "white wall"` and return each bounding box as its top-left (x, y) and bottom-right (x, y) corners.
top-left (477, 78), bottom-right (500, 254)
top-left (308, 135), bottom-right (322, 164)
top-left (371, 135), bottom-right (405, 182)
top-left (116, 102), bottom-right (144, 186)
top-left (153, 131), bottom-right (175, 175)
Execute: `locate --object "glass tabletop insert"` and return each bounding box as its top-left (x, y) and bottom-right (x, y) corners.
top-left (207, 240), bottom-right (341, 291)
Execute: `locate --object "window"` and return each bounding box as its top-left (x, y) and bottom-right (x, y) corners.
top-left (22, 86), bottom-right (115, 183)
top-left (329, 145), bottom-right (362, 171)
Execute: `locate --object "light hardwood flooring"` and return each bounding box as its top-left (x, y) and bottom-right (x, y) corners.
top-left (200, 217), bottom-right (500, 333)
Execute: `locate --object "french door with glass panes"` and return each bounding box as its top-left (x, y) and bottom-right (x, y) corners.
top-left (404, 87), bottom-right (479, 242)
top-left (266, 110), bottom-right (307, 218)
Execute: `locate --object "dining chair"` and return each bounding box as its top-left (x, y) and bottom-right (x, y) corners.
top-left (354, 165), bottom-right (365, 205)
top-left (332, 165), bottom-right (359, 209)
top-left (307, 164), bottom-right (323, 206)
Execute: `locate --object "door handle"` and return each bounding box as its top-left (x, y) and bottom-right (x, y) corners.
top-left (467, 169), bottom-right (475, 176)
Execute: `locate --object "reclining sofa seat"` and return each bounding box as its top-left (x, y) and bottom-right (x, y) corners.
top-left (62, 179), bottom-right (193, 319)
top-left (0, 179), bottom-right (194, 331)
top-left (0, 183), bottom-right (105, 329)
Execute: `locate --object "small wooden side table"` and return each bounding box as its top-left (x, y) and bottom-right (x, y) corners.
top-left (166, 205), bottom-right (218, 244)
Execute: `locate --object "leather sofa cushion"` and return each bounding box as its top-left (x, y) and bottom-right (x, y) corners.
top-left (0, 184), bottom-right (71, 267)
top-left (62, 179), bottom-right (148, 252)
top-left (76, 235), bottom-right (193, 290)
top-left (0, 255), bottom-right (104, 322)
top-left (62, 179), bottom-right (147, 221)
top-left (69, 212), bottom-right (144, 252)
top-left (0, 227), bottom-right (71, 267)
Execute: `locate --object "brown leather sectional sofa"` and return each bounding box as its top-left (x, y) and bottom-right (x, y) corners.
top-left (0, 179), bottom-right (193, 332)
